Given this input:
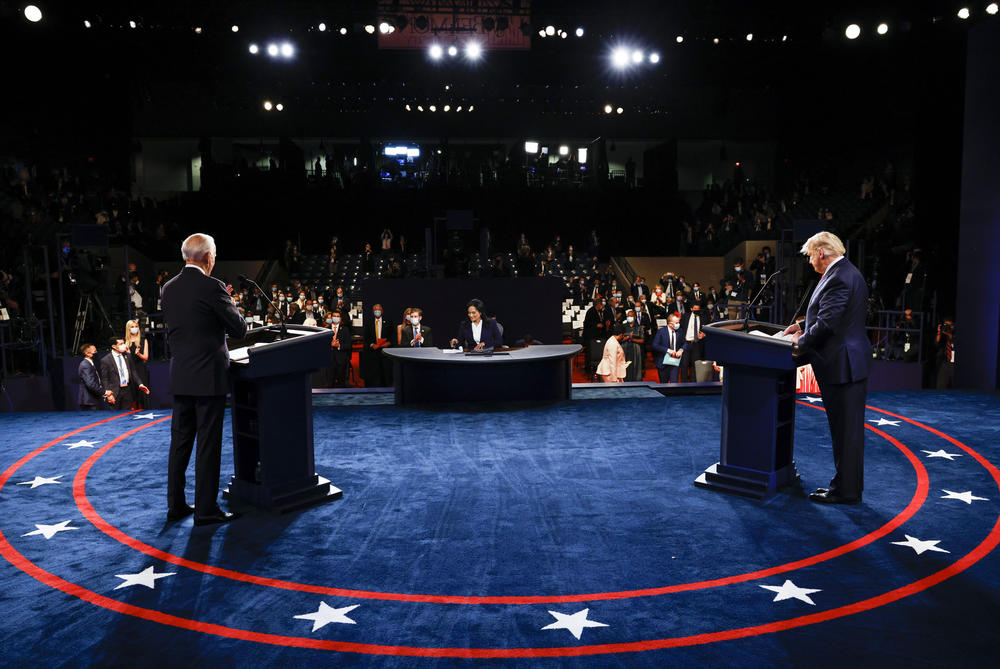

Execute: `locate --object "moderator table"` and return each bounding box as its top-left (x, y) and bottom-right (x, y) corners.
top-left (382, 345), bottom-right (581, 405)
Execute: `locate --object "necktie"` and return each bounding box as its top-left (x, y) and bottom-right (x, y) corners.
top-left (117, 354), bottom-right (127, 386)
top-left (415, 327), bottom-right (420, 347)
top-left (694, 315), bottom-right (700, 335)
top-left (375, 319), bottom-right (381, 340)
top-left (670, 330), bottom-right (675, 349)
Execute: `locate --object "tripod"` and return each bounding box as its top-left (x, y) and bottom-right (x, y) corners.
top-left (71, 292), bottom-right (114, 354)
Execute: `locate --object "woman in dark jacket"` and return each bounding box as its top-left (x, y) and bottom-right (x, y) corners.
top-left (450, 298), bottom-right (503, 350)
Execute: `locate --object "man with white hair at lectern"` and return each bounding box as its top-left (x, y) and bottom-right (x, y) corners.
top-left (783, 231), bottom-right (871, 505)
top-left (161, 233), bottom-right (248, 525)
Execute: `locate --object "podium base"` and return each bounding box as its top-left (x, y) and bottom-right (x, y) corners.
top-left (224, 474), bottom-right (342, 513)
top-left (694, 462), bottom-right (799, 499)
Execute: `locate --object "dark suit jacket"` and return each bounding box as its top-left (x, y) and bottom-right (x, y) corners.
top-left (78, 358), bottom-right (104, 407)
top-left (328, 322), bottom-right (352, 361)
top-left (582, 307), bottom-right (613, 341)
top-left (456, 318), bottom-right (503, 349)
top-left (161, 265), bottom-right (248, 396)
top-left (798, 257), bottom-right (871, 385)
top-left (679, 311), bottom-right (707, 344)
top-left (98, 351), bottom-right (144, 404)
top-left (651, 326), bottom-right (686, 370)
top-left (400, 324), bottom-right (434, 348)
top-left (362, 317), bottom-right (394, 348)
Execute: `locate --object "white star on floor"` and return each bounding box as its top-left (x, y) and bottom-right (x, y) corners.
top-left (65, 439), bottom-right (99, 449)
top-left (293, 602), bottom-right (360, 632)
top-left (759, 579), bottom-right (822, 605)
top-left (868, 418), bottom-right (901, 426)
top-left (941, 490), bottom-right (989, 504)
top-left (541, 608), bottom-right (609, 640)
top-left (922, 449), bottom-right (962, 460)
top-left (132, 413), bottom-right (162, 420)
top-left (801, 396), bottom-right (823, 403)
top-left (17, 475), bottom-right (63, 489)
top-left (114, 565), bottom-right (176, 590)
top-left (892, 534), bottom-right (950, 555)
top-left (21, 520), bottom-right (79, 540)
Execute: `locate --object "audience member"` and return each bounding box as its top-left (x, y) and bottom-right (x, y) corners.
top-left (582, 297), bottom-right (614, 372)
top-left (401, 307), bottom-right (433, 347)
top-left (99, 336), bottom-right (150, 410)
top-left (326, 308), bottom-right (352, 388)
top-left (596, 324), bottom-right (628, 383)
top-left (622, 307), bottom-right (645, 382)
top-left (651, 314), bottom-right (685, 383)
top-left (77, 342), bottom-right (107, 410)
top-left (678, 303), bottom-right (706, 382)
top-left (361, 303), bottom-right (393, 386)
top-left (124, 319), bottom-right (150, 409)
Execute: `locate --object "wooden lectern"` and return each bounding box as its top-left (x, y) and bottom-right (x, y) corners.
top-left (696, 319), bottom-right (805, 499)
top-left (225, 324), bottom-right (342, 512)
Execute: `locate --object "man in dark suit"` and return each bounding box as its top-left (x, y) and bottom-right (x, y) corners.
top-left (677, 303), bottom-right (706, 382)
top-left (582, 298), bottom-right (613, 373)
top-left (161, 233), bottom-right (247, 525)
top-left (360, 303), bottom-right (393, 386)
top-left (77, 342), bottom-right (107, 410)
top-left (400, 307), bottom-right (434, 348)
top-left (651, 314), bottom-right (685, 383)
top-left (326, 308), bottom-right (352, 387)
top-left (785, 231), bottom-right (871, 505)
top-left (99, 337), bottom-right (150, 410)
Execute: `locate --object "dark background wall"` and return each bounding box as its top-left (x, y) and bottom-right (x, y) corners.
top-left (956, 19), bottom-right (1000, 391)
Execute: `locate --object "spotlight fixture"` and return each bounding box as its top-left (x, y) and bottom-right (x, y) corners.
top-left (405, 104), bottom-right (411, 111)
top-left (877, 23), bottom-right (889, 35)
top-left (263, 100), bottom-right (273, 111)
top-left (676, 35), bottom-right (684, 43)
top-left (23, 5), bottom-right (42, 22)
top-left (545, 25), bottom-right (555, 36)
top-left (339, 27), bottom-right (348, 35)
top-left (559, 30), bottom-right (567, 38)
top-left (957, 7), bottom-right (971, 19)
top-left (558, 145), bottom-right (569, 156)
top-left (195, 27), bottom-right (203, 34)
top-left (456, 106), bottom-right (462, 112)
top-left (417, 105), bottom-right (424, 112)
top-left (465, 42), bottom-right (482, 60)
top-left (275, 103), bottom-right (284, 111)
top-left (525, 141), bottom-right (539, 154)
top-left (468, 105), bottom-right (474, 111)
top-left (249, 43), bottom-right (259, 54)
top-left (429, 105), bottom-right (437, 112)
top-left (611, 47), bottom-right (630, 69)
top-left (782, 34), bottom-right (788, 41)
top-left (845, 24), bottom-right (861, 39)
top-left (231, 25), bottom-right (239, 33)
top-left (745, 33), bottom-right (753, 41)
top-left (129, 20), bottom-right (137, 29)
top-left (447, 45), bottom-right (458, 57)
top-left (576, 27), bottom-right (584, 37)
top-left (84, 20), bottom-right (92, 28)
top-left (443, 105), bottom-right (451, 112)
top-left (988, 3), bottom-right (999, 16)
top-left (364, 24), bottom-right (376, 34)
top-left (280, 42), bottom-right (294, 58)
top-left (604, 104), bottom-right (613, 114)
top-left (267, 43), bottom-right (279, 56)
top-left (616, 107), bottom-right (624, 114)
top-left (429, 44), bottom-right (443, 60)
top-left (379, 21), bottom-right (392, 34)
top-left (318, 23), bottom-right (327, 32)
top-left (713, 37), bottom-right (720, 44)
top-left (631, 49), bottom-right (644, 64)
top-left (538, 28), bottom-right (546, 37)
top-left (649, 52), bottom-right (661, 64)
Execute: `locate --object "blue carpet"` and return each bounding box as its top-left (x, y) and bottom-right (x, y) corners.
top-left (1, 392), bottom-right (999, 667)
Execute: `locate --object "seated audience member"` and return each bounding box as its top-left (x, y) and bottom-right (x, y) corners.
top-left (77, 342), bottom-right (107, 410)
top-left (678, 303), bottom-right (707, 382)
top-left (596, 324), bottom-right (629, 383)
top-left (327, 309), bottom-right (352, 388)
top-left (651, 314), bottom-right (685, 383)
top-left (622, 308), bottom-right (645, 382)
top-left (302, 300), bottom-right (318, 327)
top-left (401, 307), bottom-right (433, 347)
top-left (450, 298), bottom-right (503, 350)
top-left (99, 337), bottom-right (150, 410)
top-left (396, 307), bottom-right (413, 346)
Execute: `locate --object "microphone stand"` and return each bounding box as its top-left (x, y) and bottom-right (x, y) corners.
top-left (239, 274), bottom-right (287, 340)
top-left (743, 268), bottom-right (786, 332)
top-left (788, 279), bottom-right (816, 326)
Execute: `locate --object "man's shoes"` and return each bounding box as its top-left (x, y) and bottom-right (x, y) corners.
top-left (809, 489), bottom-right (861, 505)
top-left (193, 509), bottom-right (239, 526)
top-left (166, 504), bottom-right (195, 521)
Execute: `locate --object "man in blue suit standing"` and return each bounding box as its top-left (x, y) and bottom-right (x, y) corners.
top-left (784, 232), bottom-right (871, 505)
top-left (161, 233), bottom-right (248, 525)
top-left (77, 342), bottom-right (107, 410)
top-left (651, 313), bottom-right (686, 383)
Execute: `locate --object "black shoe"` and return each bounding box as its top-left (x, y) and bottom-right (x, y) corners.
top-left (166, 504), bottom-right (195, 521)
top-left (809, 490), bottom-right (861, 505)
top-left (813, 487), bottom-right (830, 495)
top-left (193, 509), bottom-right (239, 526)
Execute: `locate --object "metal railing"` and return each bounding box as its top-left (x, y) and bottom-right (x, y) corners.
top-left (868, 309), bottom-right (925, 363)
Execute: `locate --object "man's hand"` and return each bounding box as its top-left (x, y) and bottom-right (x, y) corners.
top-left (474, 342), bottom-right (486, 351)
top-left (139, 384), bottom-right (150, 395)
top-left (332, 337), bottom-right (340, 349)
top-left (782, 321), bottom-right (802, 337)
top-left (697, 331), bottom-right (706, 340)
top-left (450, 338), bottom-right (459, 348)
top-left (790, 332), bottom-right (802, 345)
top-left (106, 393), bottom-right (116, 405)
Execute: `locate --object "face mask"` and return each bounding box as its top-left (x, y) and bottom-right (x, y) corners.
top-left (734, 266), bottom-right (742, 272)
top-left (299, 295), bottom-right (306, 300)
top-left (280, 297), bottom-right (286, 302)
top-left (671, 323), bottom-right (680, 330)
top-left (707, 304), bottom-right (714, 311)
top-left (318, 299), bottom-right (324, 304)
top-left (615, 292), bottom-right (622, 299)
top-left (410, 315), bottom-right (420, 324)
top-left (129, 327), bottom-right (139, 335)
top-left (331, 317), bottom-right (340, 324)
top-left (118, 344), bottom-right (127, 353)
top-left (373, 310), bottom-right (381, 318)
top-left (626, 316), bottom-right (635, 324)
top-left (693, 286), bottom-right (700, 291)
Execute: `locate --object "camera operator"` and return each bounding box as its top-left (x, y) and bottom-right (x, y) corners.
top-left (935, 318), bottom-right (955, 389)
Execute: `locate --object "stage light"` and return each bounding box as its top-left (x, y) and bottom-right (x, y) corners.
top-left (276, 103), bottom-right (284, 111)
top-left (84, 20), bottom-right (91, 28)
top-left (989, 3), bottom-right (999, 16)
top-left (611, 47), bottom-right (630, 69)
top-left (578, 148), bottom-right (587, 163)
top-left (631, 49), bottom-right (644, 64)
top-left (576, 27), bottom-right (584, 37)
top-left (649, 52), bottom-right (661, 64)
top-left (545, 25), bottom-right (555, 36)
top-left (24, 5), bottom-right (42, 22)
top-left (538, 28), bottom-right (546, 37)
top-left (616, 107), bottom-right (624, 114)
top-left (195, 27), bottom-right (203, 34)
top-left (379, 22), bottom-right (391, 34)
top-left (267, 43), bottom-right (279, 56)
top-left (560, 30), bottom-right (567, 39)
top-left (443, 105), bottom-right (451, 112)
top-left (280, 42), bottom-right (294, 58)
top-left (429, 44), bottom-right (443, 59)
top-left (877, 23), bottom-right (889, 35)
top-left (339, 27), bottom-right (348, 35)
top-left (129, 20), bottom-right (137, 29)
top-left (468, 105), bottom-right (474, 111)
top-left (456, 106), bottom-right (462, 112)
top-left (782, 34), bottom-right (788, 41)
top-left (845, 24), bottom-right (861, 39)
top-left (447, 45), bottom-right (458, 57)
top-left (604, 104), bottom-right (613, 114)
top-left (231, 25), bottom-right (239, 33)
top-left (958, 7), bottom-right (971, 19)
top-left (676, 35), bottom-right (684, 43)
top-left (417, 105), bottom-right (424, 112)
top-left (465, 42), bottom-right (482, 60)
top-left (746, 33), bottom-right (753, 41)
top-left (405, 104), bottom-right (411, 111)
top-left (318, 23), bottom-right (327, 32)
top-left (364, 24), bottom-right (376, 34)
top-left (263, 100), bottom-right (273, 111)
top-left (249, 43), bottom-right (259, 54)
top-left (713, 37), bottom-right (720, 44)
top-left (558, 145), bottom-right (569, 156)
top-left (429, 105), bottom-right (437, 112)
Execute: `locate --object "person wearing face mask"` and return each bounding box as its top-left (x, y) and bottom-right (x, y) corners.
top-left (326, 308), bottom-right (352, 388)
top-left (668, 291), bottom-right (687, 317)
top-left (596, 323), bottom-right (629, 383)
top-left (77, 342), bottom-right (108, 410)
top-left (396, 308), bottom-right (413, 346)
top-left (99, 336), bottom-right (151, 411)
top-left (361, 303), bottom-right (394, 387)
top-left (631, 276), bottom-right (649, 302)
top-left (678, 303), bottom-right (707, 382)
top-left (651, 314), bottom-right (686, 383)
top-left (124, 319), bottom-right (151, 408)
top-left (690, 282), bottom-right (705, 308)
top-left (401, 307), bottom-right (434, 348)
top-left (314, 295), bottom-right (326, 319)
top-left (302, 300), bottom-right (317, 327)
top-left (622, 308), bottom-right (645, 382)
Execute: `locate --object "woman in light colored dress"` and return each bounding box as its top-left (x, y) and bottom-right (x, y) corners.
top-left (596, 324), bottom-right (629, 383)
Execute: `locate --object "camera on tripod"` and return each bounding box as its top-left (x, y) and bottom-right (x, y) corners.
top-left (67, 248), bottom-right (110, 295)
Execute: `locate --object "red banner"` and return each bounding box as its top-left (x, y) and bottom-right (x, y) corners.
top-left (376, 2), bottom-right (532, 51)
